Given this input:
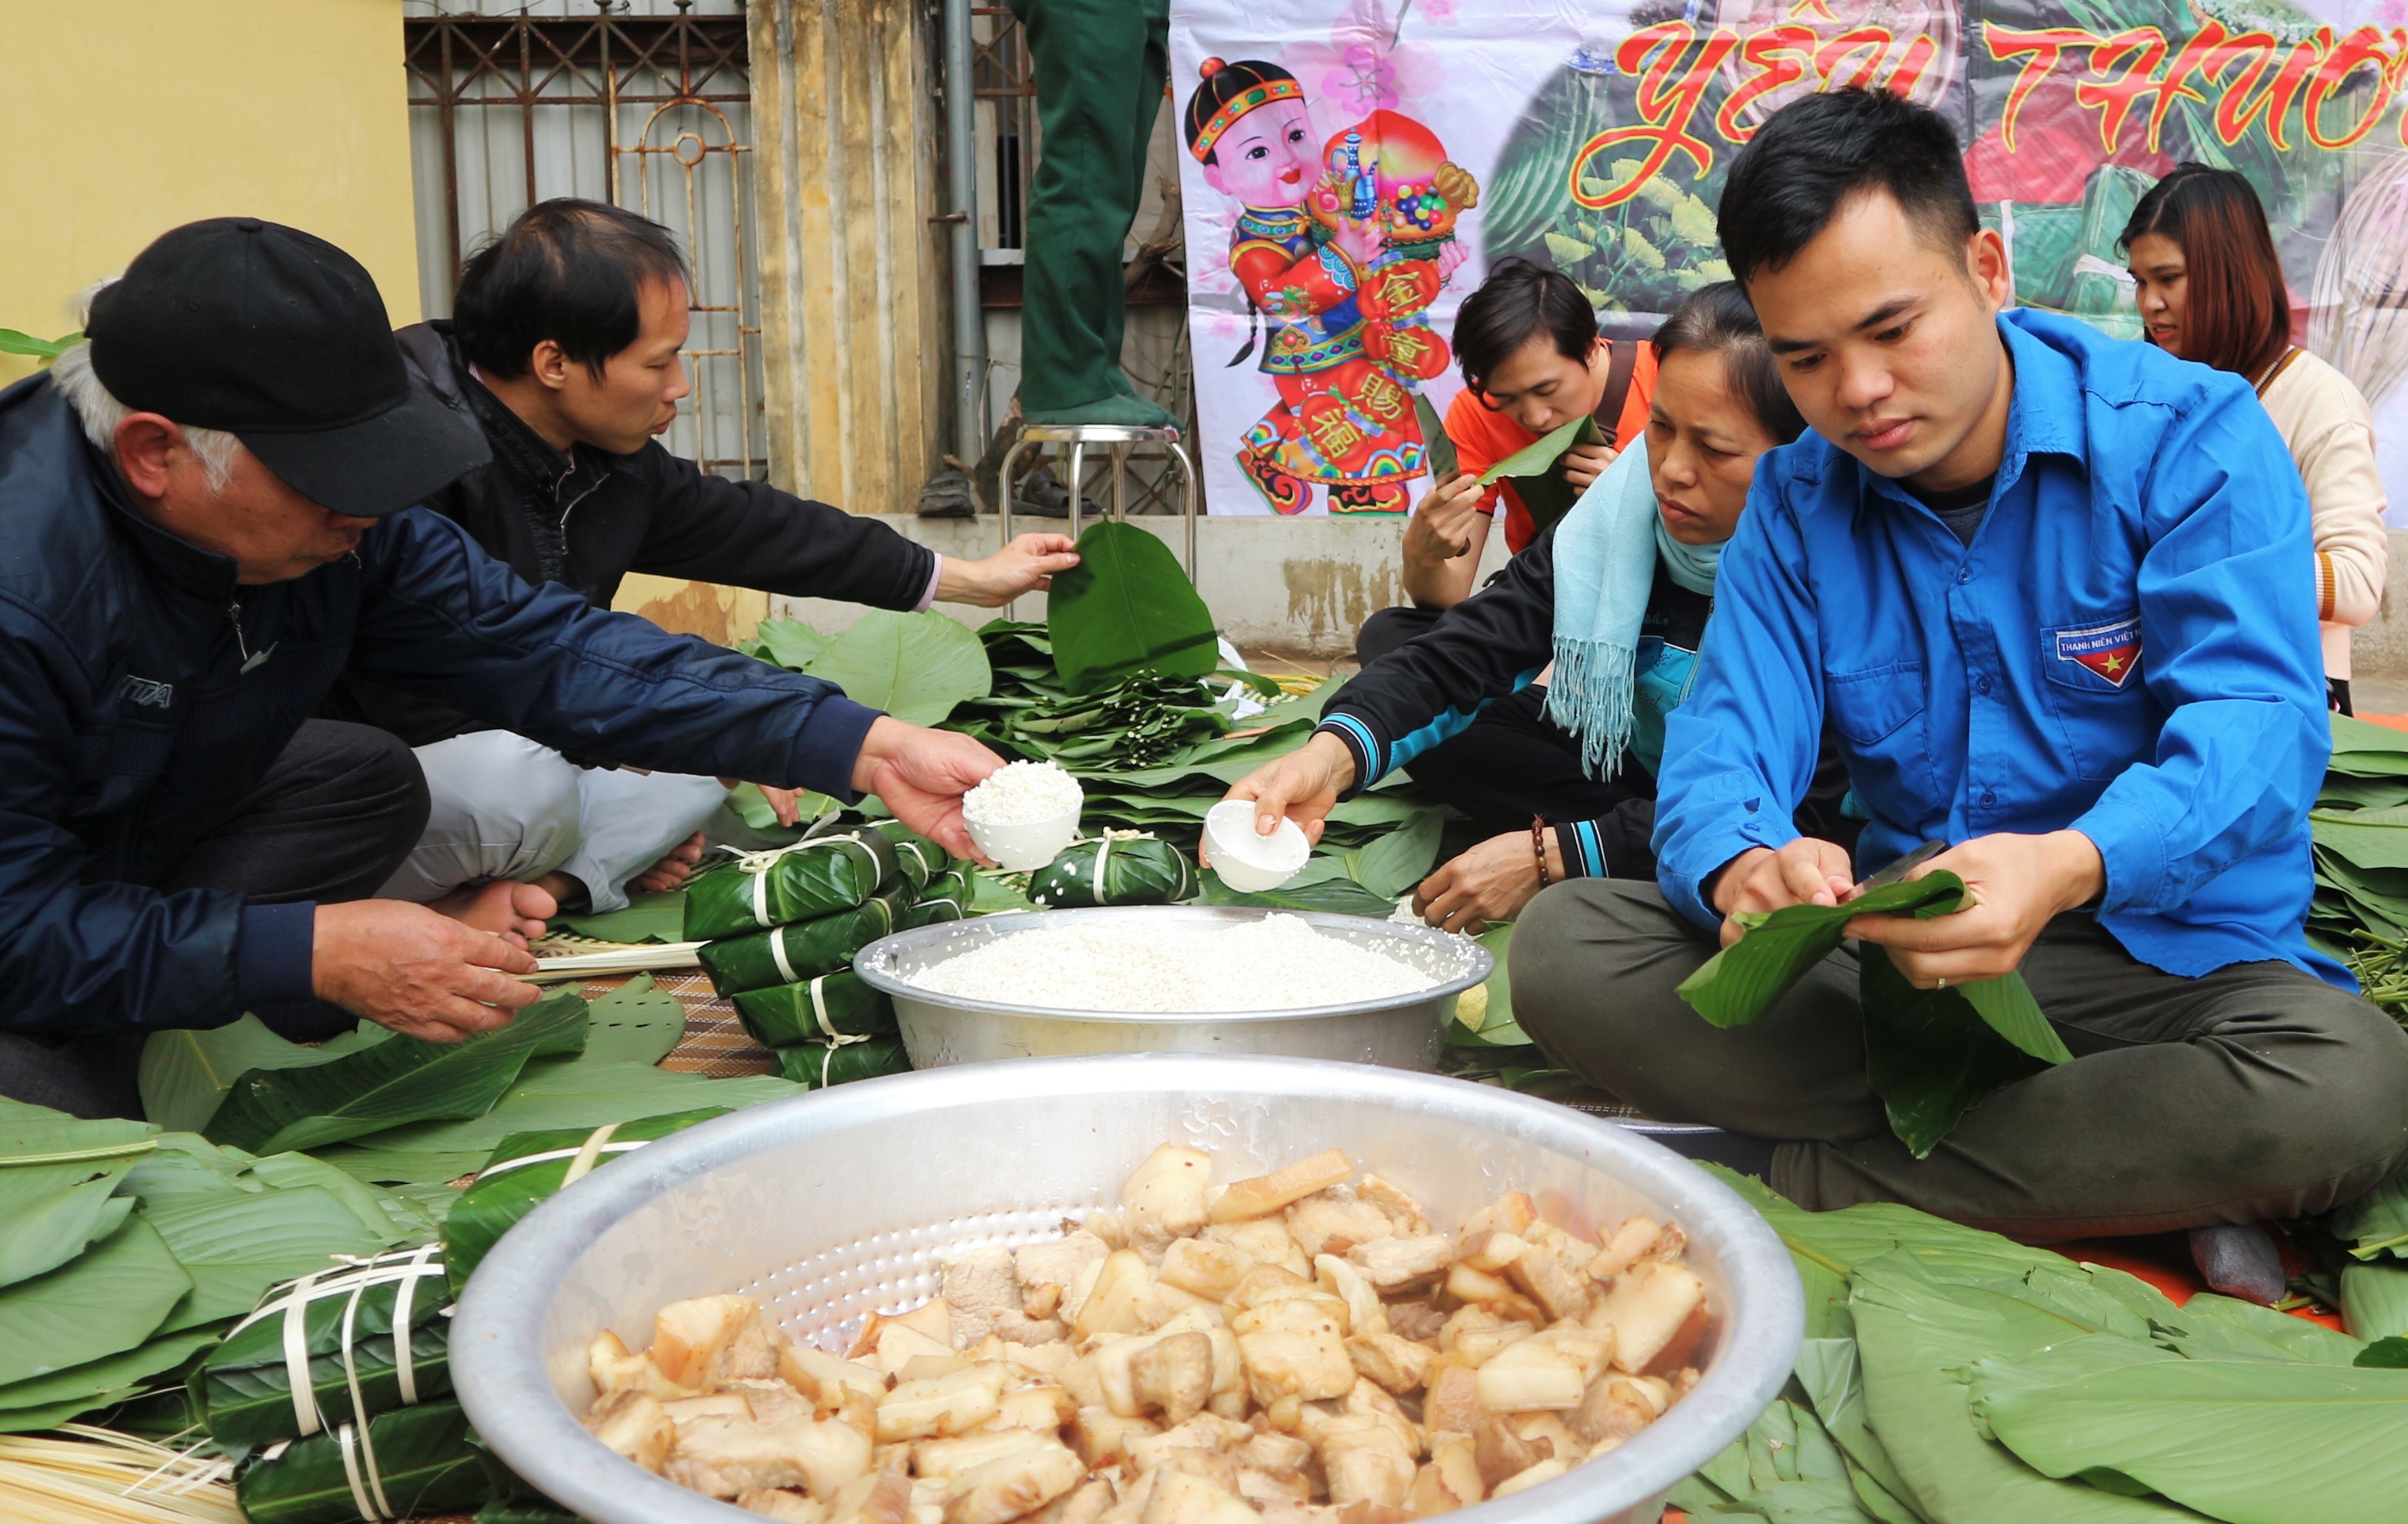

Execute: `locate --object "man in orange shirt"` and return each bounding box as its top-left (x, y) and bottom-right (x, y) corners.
top-left (1360, 259), bottom-right (1658, 658)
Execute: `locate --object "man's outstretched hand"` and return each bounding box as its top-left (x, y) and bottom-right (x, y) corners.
top-left (312, 900), bottom-right (542, 1042)
top-left (937, 533), bottom-right (1081, 607)
top-left (851, 715), bottom-right (1004, 863)
top-left (1845, 830), bottom-right (2103, 987)
top-left (1712, 838), bottom-right (1855, 947)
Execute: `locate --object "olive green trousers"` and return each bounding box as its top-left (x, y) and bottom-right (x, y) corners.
top-left (1007, 0), bottom-right (1170, 414)
top-left (1513, 879), bottom-right (2408, 1238)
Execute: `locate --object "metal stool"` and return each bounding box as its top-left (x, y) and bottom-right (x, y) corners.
top-left (997, 423), bottom-right (1200, 593)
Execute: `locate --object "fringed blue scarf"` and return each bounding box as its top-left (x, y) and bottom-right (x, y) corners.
top-left (1542, 446), bottom-right (1721, 779)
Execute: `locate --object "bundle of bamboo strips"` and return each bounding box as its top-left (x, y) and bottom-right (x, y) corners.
top-left (0, 1425), bottom-right (240, 1524)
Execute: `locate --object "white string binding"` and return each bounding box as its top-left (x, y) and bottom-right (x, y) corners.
top-left (473, 1140), bottom-right (648, 1183)
top-left (560, 1122), bottom-right (621, 1189)
top-left (769, 925), bottom-right (799, 984)
top-left (809, 976), bottom-right (868, 1048)
top-left (728, 832), bottom-right (870, 927)
top-left (387, 1243), bottom-right (439, 1408)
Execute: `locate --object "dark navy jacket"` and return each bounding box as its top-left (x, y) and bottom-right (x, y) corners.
top-left (0, 373), bottom-right (879, 1035)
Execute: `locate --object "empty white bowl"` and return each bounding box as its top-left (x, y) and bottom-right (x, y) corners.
top-left (1202, 798), bottom-right (1311, 892)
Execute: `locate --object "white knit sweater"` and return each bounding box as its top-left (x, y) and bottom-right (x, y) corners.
top-left (2258, 348), bottom-right (2388, 681)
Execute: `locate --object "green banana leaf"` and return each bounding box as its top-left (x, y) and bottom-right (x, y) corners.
top-left (2312, 806), bottom-right (2408, 870)
top-left (580, 974), bottom-right (685, 1068)
top-left (0, 1105), bottom-right (157, 1289)
top-left (143, 1185), bottom-right (395, 1334)
top-left (2335, 1168), bottom-right (2408, 1260)
top-left (1791, 1338), bottom-right (1923, 1522)
top-left (740, 616), bottom-right (832, 671)
top-left (971, 867), bottom-right (1038, 914)
top-left (0, 1216), bottom-right (190, 1386)
top-left (140, 1018), bottom-right (392, 1135)
top-left (203, 991), bottom-right (590, 1155)
top-left (2342, 1260), bottom-right (2408, 1342)
top-left (1447, 922), bottom-right (1532, 1049)
top-left (1046, 521), bottom-right (1220, 695)
top-left (1860, 948), bottom-right (2056, 1159)
top-left (1027, 833), bottom-right (1197, 907)
top-left (236, 1399), bottom-right (488, 1524)
top-left (726, 782), bottom-right (837, 837)
top-left (732, 971), bottom-right (897, 1050)
top-left (2157, 1293), bottom-right (2366, 1366)
top-left (907, 864), bottom-right (977, 927)
top-left (550, 890), bottom-right (688, 946)
top-left (698, 886), bottom-right (913, 997)
top-left (681, 829), bottom-right (899, 940)
top-left (2358, 1337), bottom-right (2408, 1368)
top-left (1414, 392), bottom-right (1458, 483)
top-left (0, 1327), bottom-right (219, 1433)
top-left (196, 1250), bottom-right (455, 1448)
top-left (1678, 873), bottom-right (1966, 1028)
top-left (876, 819), bottom-right (949, 892)
top-left (1201, 869), bottom-right (1398, 917)
top-left (443, 1108), bottom-right (728, 1299)
top-left (1975, 1348), bottom-right (2408, 1522)
top-left (313, 1064), bottom-right (801, 1186)
top-left (800, 608), bottom-right (991, 725)
top-left (1476, 412), bottom-right (1590, 486)
top-left (1848, 1253), bottom-right (2194, 1522)
top-left (774, 1035), bottom-right (913, 1089)
top-left (1346, 809), bottom-right (1444, 900)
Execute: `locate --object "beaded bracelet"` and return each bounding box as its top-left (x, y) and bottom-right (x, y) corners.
top-left (1531, 814), bottom-right (1551, 890)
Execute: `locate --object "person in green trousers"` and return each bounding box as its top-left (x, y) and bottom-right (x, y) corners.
top-left (1007, 0), bottom-right (1181, 430)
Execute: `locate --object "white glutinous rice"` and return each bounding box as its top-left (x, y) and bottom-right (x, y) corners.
top-left (908, 913), bottom-right (1441, 1012)
top-left (962, 759), bottom-right (1082, 825)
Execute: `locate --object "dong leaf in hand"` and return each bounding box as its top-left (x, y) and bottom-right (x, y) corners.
top-left (1860, 947), bottom-right (2054, 1157)
top-left (802, 609), bottom-right (991, 725)
top-left (1475, 414), bottom-right (1592, 486)
top-left (1046, 521), bottom-right (1219, 695)
top-left (203, 992), bottom-right (590, 1155)
top-left (1677, 873), bottom-right (1969, 1028)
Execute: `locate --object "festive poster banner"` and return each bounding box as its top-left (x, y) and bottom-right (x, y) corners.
top-left (1169, 0), bottom-right (2408, 523)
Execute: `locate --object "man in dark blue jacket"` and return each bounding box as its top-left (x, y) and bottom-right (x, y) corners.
top-left (0, 217), bottom-right (1002, 1116)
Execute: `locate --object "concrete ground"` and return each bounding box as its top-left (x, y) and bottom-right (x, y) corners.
top-left (2356, 677), bottom-right (2408, 718)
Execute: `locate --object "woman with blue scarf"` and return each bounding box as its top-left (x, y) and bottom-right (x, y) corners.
top-left (1222, 283), bottom-right (1857, 932)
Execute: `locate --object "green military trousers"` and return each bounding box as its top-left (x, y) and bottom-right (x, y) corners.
top-left (1512, 879), bottom-right (2408, 1239)
top-left (1007, 0), bottom-right (1171, 416)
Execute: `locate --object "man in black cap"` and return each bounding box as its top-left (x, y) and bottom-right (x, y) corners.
top-left (0, 216), bottom-right (1005, 1117)
top-left (343, 200), bottom-right (1082, 921)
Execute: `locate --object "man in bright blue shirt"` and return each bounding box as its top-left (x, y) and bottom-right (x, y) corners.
top-left (1512, 89), bottom-right (2408, 1253)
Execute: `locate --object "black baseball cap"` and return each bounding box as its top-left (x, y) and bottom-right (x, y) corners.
top-left (86, 217), bottom-right (489, 517)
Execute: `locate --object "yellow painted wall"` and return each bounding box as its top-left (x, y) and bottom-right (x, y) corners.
top-left (0, 0), bottom-right (419, 385)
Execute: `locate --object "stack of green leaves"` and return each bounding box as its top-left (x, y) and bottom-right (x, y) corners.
top-left (1677, 870), bottom-right (2069, 1156)
top-left (1671, 1168), bottom-right (2408, 1524)
top-left (236, 1398), bottom-right (488, 1524)
top-left (909, 863), bottom-right (977, 927)
top-left (2309, 715), bottom-right (2408, 994)
top-left (0, 1104), bottom-right (440, 1435)
top-left (442, 1109), bottom-right (730, 1297)
top-left (192, 1243), bottom-right (454, 1451)
top-left (1027, 831), bottom-right (1197, 907)
top-left (731, 969), bottom-right (896, 1052)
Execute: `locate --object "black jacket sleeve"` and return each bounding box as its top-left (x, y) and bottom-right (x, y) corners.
top-left (630, 449), bottom-right (938, 610)
top-left (1317, 525), bottom-right (1560, 793)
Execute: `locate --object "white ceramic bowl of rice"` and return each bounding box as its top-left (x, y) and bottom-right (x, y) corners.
top-left (962, 759), bottom-right (1083, 871)
top-left (851, 904), bottom-right (1492, 1070)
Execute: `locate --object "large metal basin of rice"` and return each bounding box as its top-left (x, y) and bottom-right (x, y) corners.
top-left (852, 906), bottom-right (1492, 1071)
top-left (452, 1054), bottom-right (1804, 1524)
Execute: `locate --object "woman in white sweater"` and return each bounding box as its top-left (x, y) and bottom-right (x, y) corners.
top-left (2123, 163), bottom-right (2388, 712)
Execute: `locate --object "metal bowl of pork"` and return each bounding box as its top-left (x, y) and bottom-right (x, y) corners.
top-left (452, 1054), bottom-right (1804, 1524)
top-left (850, 905), bottom-right (1492, 1071)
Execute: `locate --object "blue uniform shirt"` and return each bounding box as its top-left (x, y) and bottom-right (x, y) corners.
top-left (1652, 308), bottom-right (2343, 987)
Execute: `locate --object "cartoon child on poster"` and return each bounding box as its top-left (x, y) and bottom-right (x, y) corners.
top-left (1183, 59), bottom-right (1478, 514)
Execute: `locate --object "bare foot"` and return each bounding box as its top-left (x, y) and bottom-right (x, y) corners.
top-left (631, 832), bottom-right (708, 895)
top-left (427, 880), bottom-right (559, 950)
